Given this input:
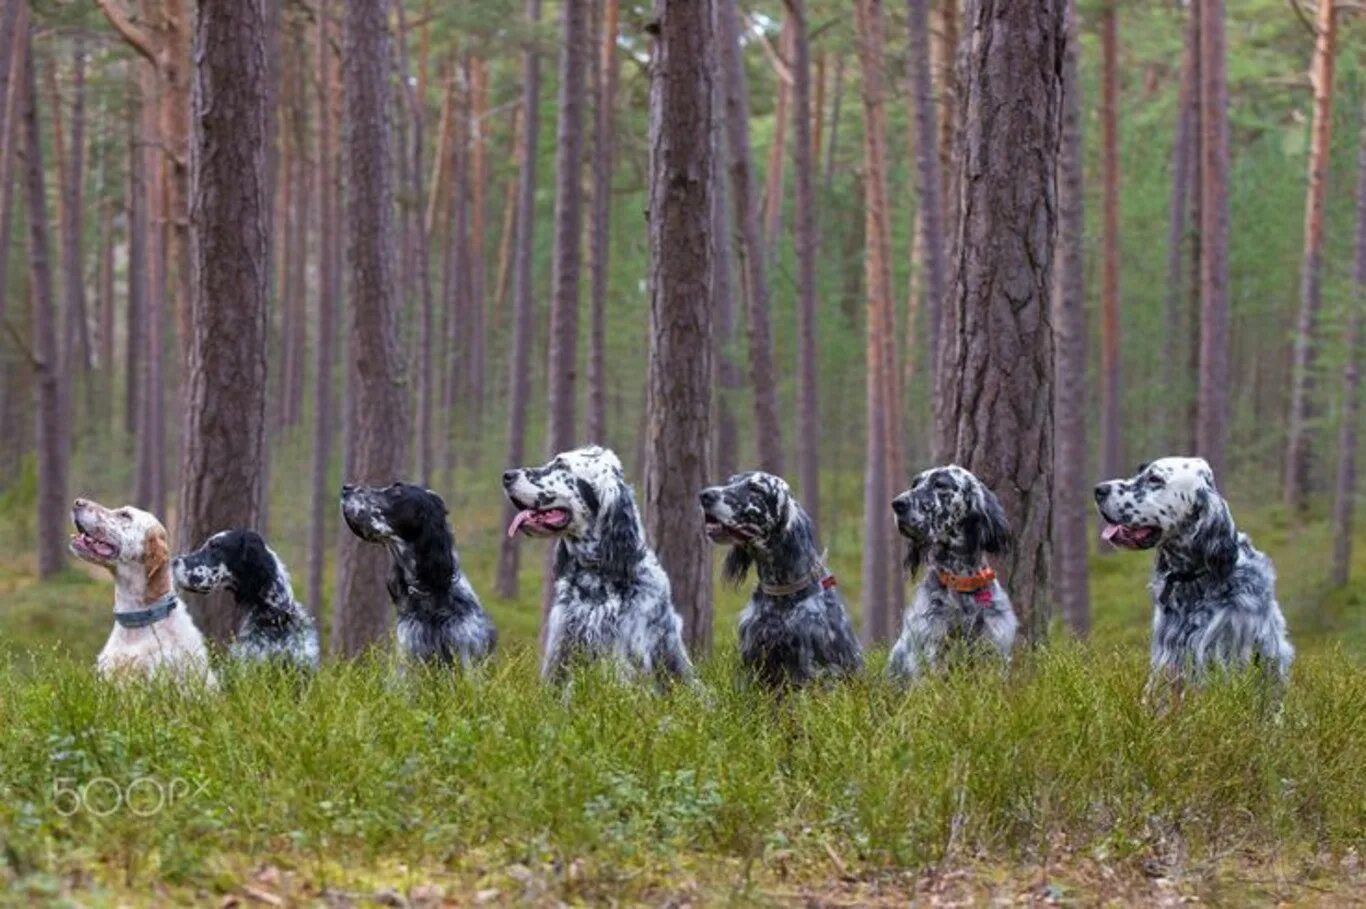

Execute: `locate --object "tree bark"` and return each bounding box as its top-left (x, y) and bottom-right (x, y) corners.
top-left (712, 76), bottom-right (740, 480)
top-left (788, 0), bottom-right (820, 533)
top-left (1163, 17), bottom-right (1197, 451)
top-left (1053, 0), bottom-right (1089, 637)
top-left (0, 1), bottom-right (28, 351)
top-left (547, 0), bottom-right (589, 454)
top-left (1098, 1), bottom-right (1122, 480)
top-left (940, 0), bottom-right (1063, 643)
top-left (22, 28), bottom-right (70, 579)
top-left (466, 57), bottom-right (489, 436)
top-left (177, 0), bottom-right (271, 642)
top-left (125, 80), bottom-right (147, 439)
top-left (50, 38), bottom-right (92, 375)
top-left (586, 0), bottom-right (619, 446)
top-left (284, 24), bottom-right (310, 430)
top-left (1197, 0), bottom-right (1231, 479)
top-left (332, 0), bottom-right (410, 655)
top-left (1284, 0), bottom-right (1338, 512)
top-left (854, 0), bottom-right (895, 644)
top-left (907, 0), bottom-right (948, 410)
top-left (492, 105), bottom-right (522, 324)
top-left (644, 0), bottom-right (714, 655)
top-left (496, 0), bottom-right (544, 600)
top-left (761, 19), bottom-right (791, 258)
top-left (718, 0), bottom-right (784, 474)
top-left (308, 0), bottom-right (341, 618)
top-left (1331, 101), bottom-right (1366, 587)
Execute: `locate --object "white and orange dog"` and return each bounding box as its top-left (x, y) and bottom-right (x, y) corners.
top-left (70, 498), bottom-right (216, 686)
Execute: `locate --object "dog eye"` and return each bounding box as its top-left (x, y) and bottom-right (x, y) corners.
top-left (1146, 475), bottom-right (1165, 489)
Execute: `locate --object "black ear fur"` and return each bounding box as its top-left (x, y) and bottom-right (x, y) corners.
top-left (903, 538), bottom-right (924, 579)
top-left (722, 546), bottom-right (754, 587)
top-left (575, 477), bottom-right (601, 516)
top-left (967, 486), bottom-right (1011, 555)
top-left (411, 494), bottom-right (455, 593)
top-left (231, 531), bottom-right (277, 608)
top-left (598, 481), bottom-right (644, 578)
top-left (1191, 489), bottom-right (1238, 578)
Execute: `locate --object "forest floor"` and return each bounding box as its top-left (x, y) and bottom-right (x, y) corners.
top-left (0, 494), bottom-right (1363, 907)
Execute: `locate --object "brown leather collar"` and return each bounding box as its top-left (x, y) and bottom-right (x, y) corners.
top-left (935, 565), bottom-right (996, 594)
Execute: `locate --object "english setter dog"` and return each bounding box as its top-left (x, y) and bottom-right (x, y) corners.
top-left (699, 471), bottom-right (862, 687)
top-left (341, 482), bottom-right (496, 669)
top-left (1095, 457), bottom-right (1293, 699)
top-left (173, 530), bottom-right (320, 672)
top-left (502, 445), bottom-right (694, 685)
top-left (887, 466), bottom-right (1017, 680)
top-left (70, 498), bottom-right (216, 686)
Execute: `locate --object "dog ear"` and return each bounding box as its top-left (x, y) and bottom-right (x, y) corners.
top-left (968, 486), bottom-right (1011, 555)
top-left (233, 532), bottom-right (276, 604)
top-left (1190, 489), bottom-right (1238, 578)
top-left (722, 545), bottom-right (754, 587)
top-left (902, 538), bottom-right (924, 579)
top-left (143, 528), bottom-right (172, 596)
top-left (598, 481), bottom-right (644, 578)
top-left (411, 496), bottom-right (455, 592)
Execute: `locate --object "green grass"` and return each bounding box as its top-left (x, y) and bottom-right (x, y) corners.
top-left (1, 494), bottom-right (1364, 905)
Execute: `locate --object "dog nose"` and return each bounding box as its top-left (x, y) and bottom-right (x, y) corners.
top-left (699, 488), bottom-right (719, 507)
top-left (502, 470), bottom-right (517, 489)
top-left (891, 496), bottom-right (910, 515)
top-left (1093, 482), bottom-right (1110, 503)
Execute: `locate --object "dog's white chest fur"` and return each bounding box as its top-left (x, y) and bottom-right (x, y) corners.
top-left (97, 610), bottom-right (217, 686)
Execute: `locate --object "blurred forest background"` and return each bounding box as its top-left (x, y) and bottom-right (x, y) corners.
top-left (0, 0), bottom-right (1364, 658)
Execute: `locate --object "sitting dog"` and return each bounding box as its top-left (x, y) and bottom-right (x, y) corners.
top-left (699, 471), bottom-right (862, 686)
top-left (173, 530), bottom-right (319, 672)
top-left (887, 465), bottom-right (1017, 679)
top-left (1095, 457), bottom-right (1292, 698)
top-left (341, 482), bottom-right (496, 668)
top-left (70, 498), bottom-right (216, 686)
top-left (502, 445), bottom-right (693, 685)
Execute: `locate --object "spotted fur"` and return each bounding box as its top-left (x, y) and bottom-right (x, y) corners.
top-left (70, 498), bottom-right (216, 686)
top-left (887, 465), bottom-right (1017, 679)
top-left (1095, 457), bottom-right (1292, 696)
top-left (699, 471), bottom-right (861, 687)
top-left (503, 446), bottom-right (693, 685)
top-left (340, 483), bottom-right (496, 669)
top-left (173, 530), bottom-right (320, 672)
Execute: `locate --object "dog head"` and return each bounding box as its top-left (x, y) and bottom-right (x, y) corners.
top-left (340, 483), bottom-right (455, 592)
top-left (891, 465), bottom-right (1009, 577)
top-left (70, 498), bottom-right (172, 597)
top-left (1094, 457), bottom-right (1237, 574)
top-left (699, 471), bottom-right (813, 585)
top-left (502, 446), bottom-right (643, 577)
top-left (173, 529), bottom-right (282, 609)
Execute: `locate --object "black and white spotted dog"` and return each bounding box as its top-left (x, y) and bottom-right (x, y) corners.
top-left (502, 445), bottom-right (693, 685)
top-left (172, 530), bottom-right (320, 672)
top-left (1095, 457), bottom-right (1293, 696)
top-left (887, 465), bottom-right (1018, 680)
top-left (340, 482), bottom-right (496, 668)
top-left (699, 472), bottom-right (862, 687)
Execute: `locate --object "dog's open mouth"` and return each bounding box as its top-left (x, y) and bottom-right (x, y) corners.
top-left (70, 527), bottom-right (118, 562)
top-left (1101, 523), bottom-right (1160, 550)
top-left (507, 507), bottom-right (571, 538)
top-left (702, 513), bottom-right (754, 543)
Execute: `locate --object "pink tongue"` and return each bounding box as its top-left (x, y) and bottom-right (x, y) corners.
top-left (1101, 524), bottom-right (1121, 542)
top-left (507, 510), bottom-right (535, 538)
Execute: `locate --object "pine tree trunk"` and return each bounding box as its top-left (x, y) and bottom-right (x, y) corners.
top-left (1331, 102), bottom-right (1366, 587)
top-left (284, 24), bottom-right (310, 430)
top-left (493, 105), bottom-right (522, 324)
top-left (22, 28), bottom-right (70, 579)
top-left (1163, 20), bottom-right (1197, 451)
top-left (1197, 0), bottom-right (1231, 479)
top-left (308, 0), bottom-right (341, 618)
top-left (941, 0), bottom-right (1063, 643)
top-left (1053, 0), bottom-right (1089, 637)
top-left (496, 0), bottom-right (544, 600)
top-left (907, 0), bottom-right (948, 405)
top-left (1284, 0), bottom-right (1338, 512)
top-left (466, 58), bottom-right (489, 436)
top-left (177, 0), bottom-right (270, 642)
top-left (586, 0), bottom-right (619, 446)
top-left (854, 0), bottom-right (895, 644)
top-left (0, 1), bottom-right (28, 347)
top-left (712, 81), bottom-right (740, 480)
top-left (52, 38), bottom-right (92, 375)
top-left (644, 0), bottom-right (714, 656)
top-left (934, 0), bottom-right (959, 244)
top-left (787, 0), bottom-right (820, 532)
top-left (821, 56), bottom-right (843, 198)
top-left (134, 63), bottom-right (165, 516)
top-left (761, 19), bottom-right (791, 258)
top-left (547, 0), bottom-right (589, 455)
top-left (718, 0), bottom-right (784, 473)
top-left (1098, 1), bottom-right (1122, 479)
top-left (332, 0), bottom-right (410, 655)
top-left (1185, 5), bottom-right (1203, 454)
top-left (125, 81), bottom-right (146, 439)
